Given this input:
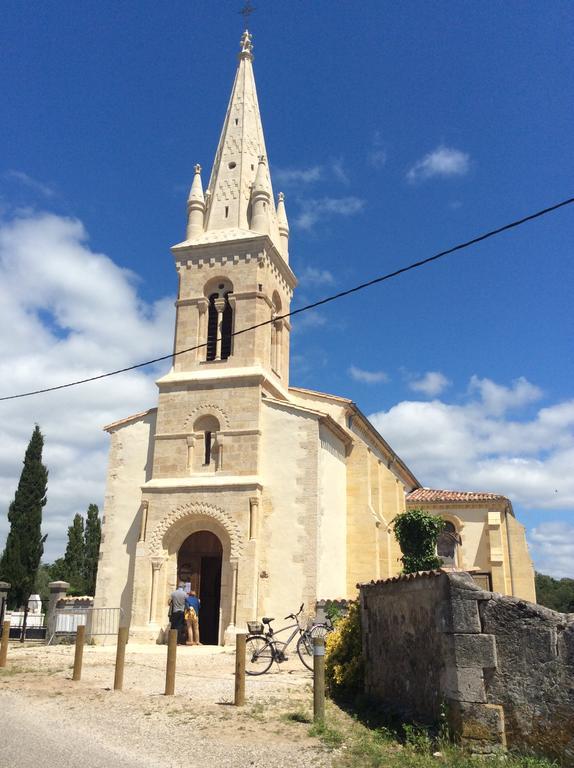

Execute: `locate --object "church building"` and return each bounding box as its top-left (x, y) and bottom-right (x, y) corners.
top-left (95, 32), bottom-right (536, 644)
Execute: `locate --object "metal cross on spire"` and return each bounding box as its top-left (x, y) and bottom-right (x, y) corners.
top-left (239, 1), bottom-right (256, 21)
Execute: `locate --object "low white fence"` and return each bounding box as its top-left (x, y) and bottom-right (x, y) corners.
top-left (5, 611), bottom-right (45, 628)
top-left (48, 606), bottom-right (123, 644)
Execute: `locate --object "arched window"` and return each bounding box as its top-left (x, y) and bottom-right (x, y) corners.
top-left (206, 294), bottom-right (218, 361)
top-left (437, 520), bottom-right (461, 567)
top-left (204, 279), bottom-right (233, 362)
top-left (194, 415), bottom-right (221, 469)
top-left (221, 292), bottom-right (233, 359)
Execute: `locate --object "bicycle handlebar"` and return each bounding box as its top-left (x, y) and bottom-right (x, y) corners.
top-left (283, 604), bottom-right (305, 621)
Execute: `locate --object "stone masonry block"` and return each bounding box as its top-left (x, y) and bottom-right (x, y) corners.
top-left (448, 701), bottom-right (506, 754)
top-left (449, 633), bottom-right (497, 668)
top-left (437, 597), bottom-right (481, 634)
top-left (440, 666), bottom-right (486, 703)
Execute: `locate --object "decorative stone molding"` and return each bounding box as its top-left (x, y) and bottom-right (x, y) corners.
top-left (148, 502), bottom-right (243, 558)
top-left (184, 403), bottom-right (230, 429)
top-left (150, 556), bottom-right (165, 572)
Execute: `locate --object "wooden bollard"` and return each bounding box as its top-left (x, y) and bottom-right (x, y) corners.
top-left (234, 633), bottom-right (246, 706)
top-left (0, 621), bottom-right (10, 668)
top-left (164, 628), bottom-right (177, 695)
top-left (113, 626), bottom-right (129, 691)
top-left (72, 624), bottom-right (86, 681)
top-left (313, 636), bottom-right (325, 723)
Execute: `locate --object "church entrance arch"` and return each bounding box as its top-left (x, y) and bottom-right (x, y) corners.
top-left (177, 531), bottom-right (222, 645)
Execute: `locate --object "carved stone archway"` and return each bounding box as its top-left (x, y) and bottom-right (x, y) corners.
top-left (148, 502), bottom-right (243, 559)
top-left (146, 502), bottom-right (244, 645)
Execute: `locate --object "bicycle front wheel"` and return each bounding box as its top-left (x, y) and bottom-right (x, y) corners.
top-left (309, 622), bottom-right (332, 639)
top-left (296, 632), bottom-right (314, 671)
top-left (245, 635), bottom-right (274, 675)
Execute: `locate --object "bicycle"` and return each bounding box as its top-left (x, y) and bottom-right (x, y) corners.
top-left (245, 604), bottom-right (333, 675)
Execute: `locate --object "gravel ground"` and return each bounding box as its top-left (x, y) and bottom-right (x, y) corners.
top-left (0, 643), bottom-right (333, 768)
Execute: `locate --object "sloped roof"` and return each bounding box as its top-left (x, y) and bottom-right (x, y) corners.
top-left (407, 488), bottom-right (509, 504)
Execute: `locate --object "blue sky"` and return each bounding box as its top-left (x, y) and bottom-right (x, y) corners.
top-left (0, 1), bottom-right (573, 576)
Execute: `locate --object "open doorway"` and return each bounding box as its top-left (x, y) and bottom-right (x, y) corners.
top-left (177, 530), bottom-right (222, 644)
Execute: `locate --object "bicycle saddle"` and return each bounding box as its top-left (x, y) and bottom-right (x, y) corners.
top-left (262, 617), bottom-right (274, 624)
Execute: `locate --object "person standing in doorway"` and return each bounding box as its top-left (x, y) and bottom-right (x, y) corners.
top-left (169, 583), bottom-right (188, 644)
top-left (185, 589), bottom-right (201, 646)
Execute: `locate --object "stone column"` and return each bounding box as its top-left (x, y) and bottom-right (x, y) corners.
top-left (224, 559), bottom-right (239, 645)
top-left (274, 318), bottom-right (283, 375)
top-left (46, 581), bottom-right (69, 641)
top-left (138, 501), bottom-right (149, 543)
top-left (214, 297), bottom-right (226, 360)
top-left (0, 582), bottom-right (10, 626)
top-left (149, 557), bottom-right (165, 624)
top-left (249, 497), bottom-right (259, 540)
top-left (186, 435), bottom-right (195, 472)
top-left (196, 298), bottom-right (209, 360)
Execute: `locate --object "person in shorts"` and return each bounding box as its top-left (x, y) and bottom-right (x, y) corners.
top-left (185, 589), bottom-right (201, 645)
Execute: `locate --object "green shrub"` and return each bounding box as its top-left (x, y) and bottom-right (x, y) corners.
top-left (325, 600), bottom-right (364, 699)
top-left (392, 508), bottom-right (445, 573)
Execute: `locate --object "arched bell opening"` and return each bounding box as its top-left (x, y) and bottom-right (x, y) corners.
top-left (177, 530), bottom-right (223, 645)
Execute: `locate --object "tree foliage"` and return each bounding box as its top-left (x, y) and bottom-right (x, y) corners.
top-left (83, 503), bottom-right (101, 596)
top-left (0, 425), bottom-right (48, 608)
top-left (535, 573), bottom-right (574, 613)
top-left (325, 601), bottom-right (364, 700)
top-left (48, 504), bottom-right (101, 595)
top-left (62, 513), bottom-right (85, 593)
top-left (392, 508), bottom-right (445, 574)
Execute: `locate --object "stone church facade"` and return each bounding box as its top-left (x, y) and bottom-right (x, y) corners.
top-left (95, 32), bottom-right (535, 644)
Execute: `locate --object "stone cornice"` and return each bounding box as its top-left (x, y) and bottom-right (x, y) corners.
top-left (142, 475), bottom-right (263, 492)
top-left (154, 428), bottom-right (261, 440)
top-left (171, 233), bottom-right (297, 293)
top-left (155, 365), bottom-right (290, 400)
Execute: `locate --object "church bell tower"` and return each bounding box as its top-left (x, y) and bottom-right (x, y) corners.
top-left (168, 30), bottom-right (296, 383)
top-left (131, 31), bottom-right (297, 644)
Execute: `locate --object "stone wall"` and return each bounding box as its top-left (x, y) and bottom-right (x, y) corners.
top-left (360, 571), bottom-right (574, 763)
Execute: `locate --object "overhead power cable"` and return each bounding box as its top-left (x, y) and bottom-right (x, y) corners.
top-left (1, 195), bottom-right (573, 403)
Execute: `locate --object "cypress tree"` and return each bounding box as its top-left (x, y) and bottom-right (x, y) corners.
top-left (63, 513), bottom-right (85, 594)
top-left (0, 425), bottom-right (48, 609)
top-left (83, 503), bottom-right (101, 596)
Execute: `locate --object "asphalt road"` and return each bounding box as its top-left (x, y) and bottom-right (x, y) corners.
top-left (0, 692), bottom-right (156, 768)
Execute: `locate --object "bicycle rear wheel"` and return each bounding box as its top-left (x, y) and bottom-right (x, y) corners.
top-left (245, 635), bottom-right (274, 675)
top-left (296, 632), bottom-right (314, 671)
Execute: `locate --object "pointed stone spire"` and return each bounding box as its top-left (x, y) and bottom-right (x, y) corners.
top-left (186, 164), bottom-right (205, 239)
top-left (276, 192), bottom-right (290, 262)
top-left (202, 31), bottom-right (282, 252)
top-left (250, 155), bottom-right (271, 234)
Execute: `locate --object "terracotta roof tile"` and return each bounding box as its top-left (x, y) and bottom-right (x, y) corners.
top-left (407, 488), bottom-right (508, 504)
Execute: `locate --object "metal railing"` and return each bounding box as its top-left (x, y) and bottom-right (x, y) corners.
top-left (48, 607), bottom-right (123, 644)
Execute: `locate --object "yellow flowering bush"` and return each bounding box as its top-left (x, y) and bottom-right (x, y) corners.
top-left (325, 600), bottom-right (364, 699)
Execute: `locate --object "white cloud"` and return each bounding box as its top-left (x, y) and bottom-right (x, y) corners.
top-left (408, 371), bottom-right (451, 397)
top-left (274, 159), bottom-right (349, 189)
top-left (368, 132), bottom-right (387, 169)
top-left (0, 211), bottom-right (174, 562)
top-left (529, 522), bottom-right (574, 579)
top-left (330, 157), bottom-right (349, 185)
top-left (369, 149), bottom-right (387, 169)
top-left (291, 309), bottom-right (327, 332)
top-left (349, 366), bottom-right (389, 384)
top-left (406, 146), bottom-right (470, 183)
top-left (295, 197), bottom-right (365, 231)
top-left (273, 166), bottom-right (323, 186)
top-left (469, 375), bottom-right (542, 416)
top-left (4, 170), bottom-right (56, 198)
top-left (297, 266), bottom-right (335, 287)
top-left (369, 376), bottom-right (574, 512)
